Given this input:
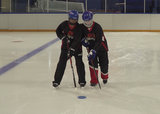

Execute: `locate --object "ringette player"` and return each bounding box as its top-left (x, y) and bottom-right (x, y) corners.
top-left (81, 11), bottom-right (109, 87)
top-left (52, 10), bottom-right (86, 88)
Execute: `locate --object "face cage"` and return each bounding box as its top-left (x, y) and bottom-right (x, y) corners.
top-left (83, 20), bottom-right (93, 27)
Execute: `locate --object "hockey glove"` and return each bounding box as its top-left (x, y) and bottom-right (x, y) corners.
top-left (88, 49), bottom-right (96, 61)
top-left (68, 48), bottom-right (75, 58)
top-left (81, 38), bottom-right (90, 47)
top-left (61, 35), bottom-right (69, 43)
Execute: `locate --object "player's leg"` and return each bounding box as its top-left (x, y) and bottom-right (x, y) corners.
top-left (98, 51), bottom-right (109, 84)
top-left (89, 57), bottom-right (99, 86)
top-left (52, 50), bottom-right (68, 87)
top-left (74, 49), bottom-right (86, 88)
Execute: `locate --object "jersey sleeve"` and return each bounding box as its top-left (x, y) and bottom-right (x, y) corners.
top-left (56, 21), bottom-right (66, 39)
top-left (80, 24), bottom-right (85, 38)
top-left (92, 24), bottom-right (103, 52)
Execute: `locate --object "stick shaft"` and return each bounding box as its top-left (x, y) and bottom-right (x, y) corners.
top-left (87, 47), bottom-right (101, 89)
top-left (67, 42), bottom-right (77, 88)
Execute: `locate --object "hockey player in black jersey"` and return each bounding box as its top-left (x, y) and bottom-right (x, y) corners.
top-left (81, 11), bottom-right (109, 87)
top-left (52, 10), bottom-right (86, 88)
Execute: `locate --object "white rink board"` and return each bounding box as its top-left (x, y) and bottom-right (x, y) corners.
top-left (0, 14), bottom-right (160, 30)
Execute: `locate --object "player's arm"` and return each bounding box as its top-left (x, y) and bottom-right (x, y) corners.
top-left (56, 21), bottom-right (67, 40)
top-left (92, 25), bottom-right (103, 52)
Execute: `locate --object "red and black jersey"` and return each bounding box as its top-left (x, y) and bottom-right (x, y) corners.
top-left (81, 22), bottom-right (108, 53)
top-left (56, 20), bottom-right (82, 51)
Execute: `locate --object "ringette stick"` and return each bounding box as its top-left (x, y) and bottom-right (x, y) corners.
top-left (87, 47), bottom-right (101, 89)
top-left (67, 41), bottom-right (77, 90)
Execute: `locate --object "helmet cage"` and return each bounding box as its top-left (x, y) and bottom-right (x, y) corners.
top-left (83, 20), bottom-right (93, 27)
top-left (82, 11), bottom-right (93, 27)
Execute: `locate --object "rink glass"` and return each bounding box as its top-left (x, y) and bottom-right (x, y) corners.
top-left (0, 0), bottom-right (159, 13)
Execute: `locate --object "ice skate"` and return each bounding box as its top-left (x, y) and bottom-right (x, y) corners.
top-left (103, 79), bottom-right (108, 84)
top-left (80, 83), bottom-right (85, 89)
top-left (90, 83), bottom-right (97, 88)
top-left (52, 81), bottom-right (59, 89)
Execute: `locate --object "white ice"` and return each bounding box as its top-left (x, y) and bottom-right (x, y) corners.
top-left (0, 32), bottom-right (160, 114)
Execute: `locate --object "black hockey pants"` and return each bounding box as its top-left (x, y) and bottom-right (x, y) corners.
top-left (54, 49), bottom-right (86, 85)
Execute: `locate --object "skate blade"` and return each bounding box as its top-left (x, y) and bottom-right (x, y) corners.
top-left (80, 87), bottom-right (84, 89)
top-left (91, 86), bottom-right (96, 89)
top-left (53, 86), bottom-right (59, 89)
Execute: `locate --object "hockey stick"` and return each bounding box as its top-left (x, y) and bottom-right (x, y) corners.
top-left (86, 47), bottom-right (101, 89)
top-left (67, 41), bottom-right (77, 89)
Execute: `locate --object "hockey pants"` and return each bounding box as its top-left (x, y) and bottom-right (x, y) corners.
top-left (89, 51), bottom-right (109, 84)
top-left (54, 50), bottom-right (86, 85)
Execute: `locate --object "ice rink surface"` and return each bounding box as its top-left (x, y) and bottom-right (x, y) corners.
top-left (0, 32), bottom-right (160, 114)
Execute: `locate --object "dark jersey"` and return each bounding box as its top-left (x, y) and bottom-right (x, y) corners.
top-left (81, 22), bottom-right (108, 53)
top-left (56, 20), bottom-right (82, 51)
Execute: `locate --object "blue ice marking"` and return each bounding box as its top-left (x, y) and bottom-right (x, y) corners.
top-left (0, 38), bottom-right (59, 76)
top-left (78, 96), bottom-right (86, 99)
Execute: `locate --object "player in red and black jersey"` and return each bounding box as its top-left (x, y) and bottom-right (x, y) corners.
top-left (81, 11), bottom-right (109, 87)
top-left (52, 10), bottom-right (86, 88)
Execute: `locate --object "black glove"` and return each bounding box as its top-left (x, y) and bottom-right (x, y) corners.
top-left (61, 35), bottom-right (69, 43)
top-left (68, 48), bottom-right (75, 58)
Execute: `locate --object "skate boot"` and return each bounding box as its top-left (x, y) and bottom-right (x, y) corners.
top-left (80, 83), bottom-right (86, 89)
top-left (103, 79), bottom-right (108, 84)
top-left (90, 83), bottom-right (97, 88)
top-left (52, 81), bottom-right (59, 88)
